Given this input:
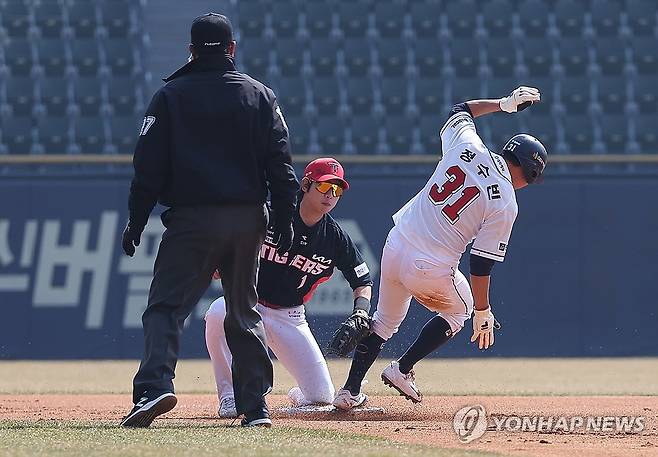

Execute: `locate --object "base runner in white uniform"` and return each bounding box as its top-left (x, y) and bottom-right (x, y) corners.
top-left (205, 158), bottom-right (373, 418)
top-left (332, 86), bottom-right (548, 409)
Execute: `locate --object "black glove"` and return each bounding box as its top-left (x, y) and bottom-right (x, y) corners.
top-left (326, 309), bottom-right (371, 357)
top-left (122, 222), bottom-right (142, 257)
top-left (275, 222), bottom-right (294, 255)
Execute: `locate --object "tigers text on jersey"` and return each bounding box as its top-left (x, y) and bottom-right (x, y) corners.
top-left (392, 106), bottom-right (518, 267)
top-left (257, 206), bottom-right (373, 308)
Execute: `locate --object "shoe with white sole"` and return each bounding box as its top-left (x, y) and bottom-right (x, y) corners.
top-left (218, 396), bottom-right (237, 418)
top-left (120, 392), bottom-right (177, 427)
top-left (381, 361), bottom-right (422, 403)
top-left (332, 388), bottom-right (368, 410)
top-left (241, 403), bottom-right (272, 427)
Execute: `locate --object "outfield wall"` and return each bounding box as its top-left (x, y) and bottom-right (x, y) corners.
top-left (1, 170), bottom-right (656, 358)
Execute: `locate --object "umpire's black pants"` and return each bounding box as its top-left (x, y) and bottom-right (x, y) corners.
top-left (132, 204), bottom-right (272, 415)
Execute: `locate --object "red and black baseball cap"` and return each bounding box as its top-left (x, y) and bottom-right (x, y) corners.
top-left (190, 13), bottom-right (233, 55)
top-left (304, 158), bottom-right (349, 190)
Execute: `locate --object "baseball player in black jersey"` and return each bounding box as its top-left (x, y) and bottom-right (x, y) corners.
top-left (205, 158), bottom-right (374, 418)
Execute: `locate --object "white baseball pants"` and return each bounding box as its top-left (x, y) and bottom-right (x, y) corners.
top-left (205, 297), bottom-right (335, 405)
top-left (371, 226), bottom-right (474, 341)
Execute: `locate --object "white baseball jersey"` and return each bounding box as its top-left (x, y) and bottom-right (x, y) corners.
top-left (393, 108), bottom-right (518, 267)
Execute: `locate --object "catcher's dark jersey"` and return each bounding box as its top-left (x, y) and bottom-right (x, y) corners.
top-left (257, 207), bottom-right (373, 308)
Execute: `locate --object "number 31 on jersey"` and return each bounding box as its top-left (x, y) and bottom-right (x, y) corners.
top-left (428, 165), bottom-right (480, 224)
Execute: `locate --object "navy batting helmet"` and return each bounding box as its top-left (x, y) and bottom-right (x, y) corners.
top-left (501, 134), bottom-right (547, 184)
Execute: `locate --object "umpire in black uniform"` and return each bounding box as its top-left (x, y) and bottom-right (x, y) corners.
top-left (120, 13), bottom-right (298, 428)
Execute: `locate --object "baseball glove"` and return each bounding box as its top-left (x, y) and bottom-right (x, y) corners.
top-left (326, 309), bottom-right (371, 357)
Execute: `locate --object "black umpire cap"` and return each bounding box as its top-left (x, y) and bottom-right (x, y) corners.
top-left (190, 13), bottom-right (233, 55)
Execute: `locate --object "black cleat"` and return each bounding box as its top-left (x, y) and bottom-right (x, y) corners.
top-left (240, 403), bottom-right (272, 427)
top-left (120, 392), bottom-right (177, 428)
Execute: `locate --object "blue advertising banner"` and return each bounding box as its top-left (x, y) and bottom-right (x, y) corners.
top-left (1, 173), bottom-right (656, 358)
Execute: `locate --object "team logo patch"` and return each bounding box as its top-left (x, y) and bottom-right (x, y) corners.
top-left (499, 242), bottom-right (507, 252)
top-left (140, 116), bottom-right (156, 136)
top-left (354, 262), bottom-right (369, 278)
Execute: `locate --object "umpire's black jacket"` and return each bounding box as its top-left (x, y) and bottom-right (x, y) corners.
top-left (128, 54), bottom-right (298, 231)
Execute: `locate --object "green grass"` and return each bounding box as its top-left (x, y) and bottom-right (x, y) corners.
top-left (1, 358), bottom-right (656, 396)
top-left (0, 421), bottom-right (501, 457)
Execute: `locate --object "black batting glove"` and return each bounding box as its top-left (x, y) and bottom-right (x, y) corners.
top-left (275, 222), bottom-right (294, 255)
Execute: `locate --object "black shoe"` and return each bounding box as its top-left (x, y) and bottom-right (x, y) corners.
top-left (120, 392), bottom-right (177, 428)
top-left (240, 403), bottom-right (272, 427)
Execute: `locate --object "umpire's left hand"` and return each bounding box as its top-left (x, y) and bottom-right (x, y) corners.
top-left (122, 222), bottom-right (142, 257)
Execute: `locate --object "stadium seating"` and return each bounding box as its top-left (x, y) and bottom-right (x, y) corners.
top-left (1, 0), bottom-right (657, 156)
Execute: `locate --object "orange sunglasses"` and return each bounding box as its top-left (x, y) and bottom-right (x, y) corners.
top-left (314, 181), bottom-right (345, 197)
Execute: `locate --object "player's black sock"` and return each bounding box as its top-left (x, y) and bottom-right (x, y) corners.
top-left (343, 332), bottom-right (386, 395)
top-left (397, 315), bottom-right (453, 375)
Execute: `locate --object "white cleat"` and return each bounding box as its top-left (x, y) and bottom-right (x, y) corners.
top-left (332, 388), bottom-right (368, 410)
top-left (218, 396), bottom-right (238, 418)
top-left (381, 361), bottom-right (422, 403)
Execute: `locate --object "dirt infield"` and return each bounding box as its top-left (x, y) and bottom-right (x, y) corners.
top-left (2, 394), bottom-right (656, 457)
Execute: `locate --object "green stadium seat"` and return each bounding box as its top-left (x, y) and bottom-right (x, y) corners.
top-left (37, 116), bottom-right (72, 154)
top-left (108, 78), bottom-right (138, 116)
top-left (414, 38), bottom-right (443, 77)
top-left (75, 116), bottom-right (107, 153)
top-left (590, 0), bottom-right (621, 37)
top-left (380, 77), bottom-right (409, 115)
top-left (597, 76), bottom-right (627, 114)
top-left (410, 0), bottom-right (441, 38)
top-left (37, 40), bottom-right (68, 77)
top-left (343, 40), bottom-right (371, 76)
top-left (338, 3), bottom-right (369, 39)
top-left (554, 0), bottom-right (585, 37)
top-left (1, 116), bottom-right (34, 154)
top-left (562, 114), bottom-right (594, 153)
top-left (317, 116), bottom-right (346, 155)
top-left (517, 0), bottom-right (549, 37)
top-left (238, 1), bottom-right (266, 38)
top-left (385, 115), bottom-right (415, 154)
top-left (451, 78), bottom-right (484, 104)
top-left (558, 38), bottom-right (589, 76)
top-left (109, 116), bottom-right (139, 153)
top-left (482, 0), bottom-right (513, 37)
top-left (449, 38), bottom-right (481, 78)
top-left (5, 38), bottom-right (35, 76)
top-left (73, 78), bottom-right (103, 116)
top-left (635, 115), bottom-right (658, 152)
top-left (375, 1), bottom-right (406, 38)
top-left (271, 2), bottom-right (300, 38)
top-left (560, 76), bottom-right (592, 114)
top-left (522, 38), bottom-right (553, 77)
top-left (487, 113), bottom-right (521, 151)
top-left (101, 1), bottom-right (132, 38)
top-left (285, 115), bottom-right (311, 154)
top-left (309, 39), bottom-right (337, 76)
top-left (1, 1), bottom-right (30, 37)
top-left (633, 75), bottom-right (657, 114)
top-left (419, 116), bottom-right (442, 154)
top-left (4, 76), bottom-right (35, 117)
top-left (67, 0), bottom-right (98, 39)
top-left (276, 77), bottom-right (307, 116)
top-left (445, 0), bottom-right (477, 38)
top-left (103, 39), bottom-right (135, 76)
top-left (486, 38), bottom-right (517, 78)
top-left (351, 115), bottom-right (380, 154)
top-left (345, 77), bottom-right (373, 115)
top-left (626, 0), bottom-right (656, 37)
top-left (595, 38), bottom-right (626, 76)
top-left (71, 40), bottom-right (101, 76)
top-left (241, 38), bottom-right (271, 81)
top-left (276, 38), bottom-right (305, 77)
top-left (34, 1), bottom-right (64, 38)
top-left (631, 37), bottom-right (658, 75)
top-left (600, 114), bottom-right (629, 153)
top-left (305, 2), bottom-right (333, 38)
top-left (39, 77), bottom-right (71, 116)
top-left (311, 77), bottom-right (340, 115)
top-left (377, 39), bottom-right (408, 77)
top-left (415, 78), bottom-right (445, 115)
top-left (524, 114), bottom-right (557, 153)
